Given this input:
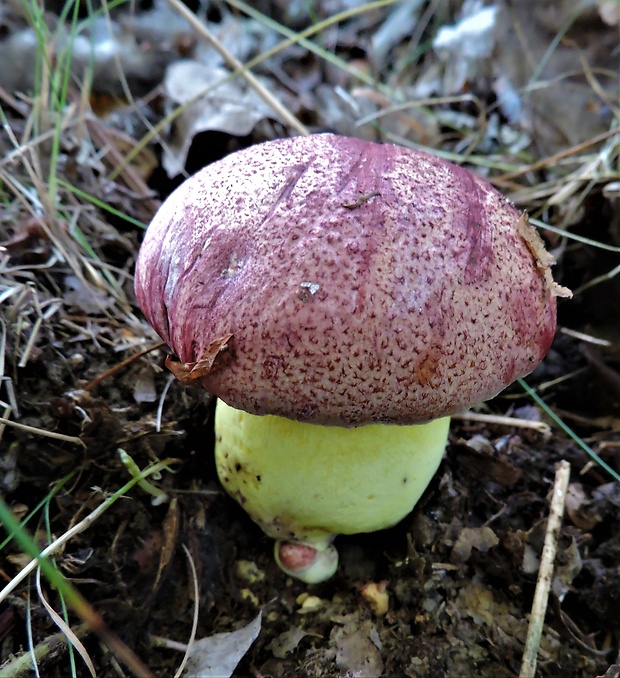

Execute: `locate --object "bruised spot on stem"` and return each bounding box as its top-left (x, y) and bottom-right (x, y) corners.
top-left (277, 542), bottom-right (318, 571)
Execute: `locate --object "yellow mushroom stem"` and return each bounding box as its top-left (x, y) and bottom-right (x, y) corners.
top-left (214, 399), bottom-right (450, 584)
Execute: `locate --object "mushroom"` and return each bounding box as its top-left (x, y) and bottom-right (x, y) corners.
top-left (135, 134), bottom-right (567, 583)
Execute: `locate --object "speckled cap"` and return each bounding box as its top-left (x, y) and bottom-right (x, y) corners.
top-left (135, 134), bottom-right (561, 426)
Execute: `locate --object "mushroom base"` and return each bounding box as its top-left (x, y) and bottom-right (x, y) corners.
top-left (214, 400), bottom-right (449, 583)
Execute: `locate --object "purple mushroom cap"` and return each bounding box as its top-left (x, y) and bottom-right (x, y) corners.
top-left (135, 134), bottom-right (559, 426)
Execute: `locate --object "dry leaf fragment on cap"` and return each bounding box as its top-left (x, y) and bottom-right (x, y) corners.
top-left (517, 214), bottom-right (572, 299)
top-left (165, 334), bottom-right (233, 383)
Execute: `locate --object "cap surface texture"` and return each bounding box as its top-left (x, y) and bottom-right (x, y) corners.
top-left (135, 134), bottom-right (557, 425)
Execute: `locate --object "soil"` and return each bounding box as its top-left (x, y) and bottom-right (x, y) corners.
top-left (3, 325), bottom-right (620, 677)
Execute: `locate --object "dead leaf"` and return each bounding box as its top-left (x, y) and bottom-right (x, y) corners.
top-left (565, 482), bottom-right (601, 531)
top-left (494, 0), bottom-right (618, 156)
top-left (433, 4), bottom-right (498, 93)
top-left (268, 627), bottom-right (307, 659)
top-left (522, 543), bottom-right (540, 575)
top-left (184, 611), bottom-right (262, 677)
top-left (162, 60), bottom-right (281, 176)
top-left (133, 366), bottom-right (157, 403)
top-left (451, 526), bottom-right (499, 563)
top-left (457, 440), bottom-right (523, 488)
top-left (331, 614), bottom-right (384, 677)
top-left (145, 499), bottom-right (180, 609)
top-left (455, 579), bottom-right (497, 626)
top-left (64, 275), bottom-right (115, 314)
top-left (166, 334), bottom-right (233, 383)
top-left (553, 537), bottom-right (583, 602)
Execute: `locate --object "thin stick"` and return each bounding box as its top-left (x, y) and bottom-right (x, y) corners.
top-left (0, 417), bottom-right (85, 447)
top-left (454, 411), bottom-right (551, 435)
top-left (83, 341), bottom-right (165, 391)
top-left (519, 460), bottom-right (571, 678)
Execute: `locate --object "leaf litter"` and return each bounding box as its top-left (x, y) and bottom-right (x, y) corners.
top-left (0, 0), bottom-right (619, 676)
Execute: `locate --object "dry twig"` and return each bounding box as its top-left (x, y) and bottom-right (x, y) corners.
top-left (519, 460), bottom-right (571, 678)
top-left (453, 411), bottom-right (551, 436)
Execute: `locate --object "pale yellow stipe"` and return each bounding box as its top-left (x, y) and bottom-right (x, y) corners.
top-left (214, 400), bottom-right (450, 559)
